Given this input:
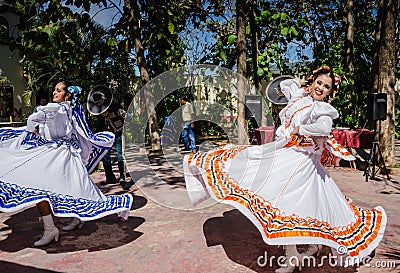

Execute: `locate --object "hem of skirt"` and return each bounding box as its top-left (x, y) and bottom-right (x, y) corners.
top-left (210, 197), bottom-right (386, 267)
top-left (184, 163), bottom-right (386, 268)
top-left (184, 145), bottom-right (387, 268)
top-left (0, 180), bottom-right (134, 221)
top-left (0, 195), bottom-right (133, 221)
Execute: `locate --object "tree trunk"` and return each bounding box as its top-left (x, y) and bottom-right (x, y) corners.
top-left (124, 0), bottom-right (160, 151)
top-left (345, 0), bottom-right (355, 75)
top-left (371, 0), bottom-right (396, 166)
top-left (236, 0), bottom-right (248, 144)
top-left (250, 0), bottom-right (260, 92)
top-left (249, 0), bottom-right (266, 126)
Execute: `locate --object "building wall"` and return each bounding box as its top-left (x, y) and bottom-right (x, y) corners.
top-left (0, 10), bottom-right (28, 120)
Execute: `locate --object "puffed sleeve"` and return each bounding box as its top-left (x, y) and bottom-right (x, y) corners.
top-left (298, 102), bottom-right (339, 136)
top-left (26, 104), bottom-right (60, 132)
top-left (310, 101), bottom-right (339, 121)
top-left (26, 111), bottom-right (45, 132)
top-left (279, 78), bottom-right (307, 101)
top-left (299, 116), bottom-right (333, 136)
top-left (27, 103), bottom-right (72, 140)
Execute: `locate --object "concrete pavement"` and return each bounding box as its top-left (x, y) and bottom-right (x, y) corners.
top-left (1, 148), bottom-right (399, 273)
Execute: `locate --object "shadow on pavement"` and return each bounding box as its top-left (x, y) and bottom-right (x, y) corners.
top-left (203, 209), bottom-right (358, 273)
top-left (129, 169), bottom-right (154, 182)
top-left (0, 261), bottom-right (62, 273)
top-left (380, 246), bottom-right (400, 261)
top-left (148, 154), bottom-right (186, 187)
top-left (0, 206), bottom-right (145, 254)
top-left (132, 195), bottom-right (148, 210)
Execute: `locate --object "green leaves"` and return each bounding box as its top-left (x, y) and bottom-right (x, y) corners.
top-left (107, 36), bottom-right (117, 47)
top-left (228, 34), bottom-right (237, 44)
top-left (290, 26), bottom-right (298, 36)
top-left (257, 67), bottom-right (264, 76)
top-left (168, 21), bottom-right (175, 34)
top-left (220, 49), bottom-right (227, 61)
top-left (281, 27), bottom-right (288, 35)
top-left (6, 0), bottom-right (398, 138)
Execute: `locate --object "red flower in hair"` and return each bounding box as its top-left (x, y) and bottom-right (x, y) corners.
top-left (312, 66), bottom-right (331, 75)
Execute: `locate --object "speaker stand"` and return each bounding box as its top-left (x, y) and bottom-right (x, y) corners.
top-left (248, 116), bottom-right (259, 145)
top-left (363, 131), bottom-right (390, 182)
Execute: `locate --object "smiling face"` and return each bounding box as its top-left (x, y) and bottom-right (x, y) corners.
top-left (309, 74), bottom-right (333, 102)
top-left (52, 82), bottom-right (71, 103)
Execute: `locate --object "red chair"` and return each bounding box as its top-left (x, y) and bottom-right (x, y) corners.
top-left (255, 126), bottom-right (275, 144)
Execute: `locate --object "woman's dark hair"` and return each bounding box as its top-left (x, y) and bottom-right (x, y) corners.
top-left (311, 68), bottom-right (337, 92)
top-left (57, 80), bottom-right (77, 101)
top-left (179, 96), bottom-right (189, 102)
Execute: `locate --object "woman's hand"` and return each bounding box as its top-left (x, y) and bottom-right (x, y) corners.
top-left (291, 126), bottom-right (300, 135)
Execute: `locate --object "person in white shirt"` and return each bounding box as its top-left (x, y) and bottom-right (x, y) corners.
top-left (179, 96), bottom-right (197, 153)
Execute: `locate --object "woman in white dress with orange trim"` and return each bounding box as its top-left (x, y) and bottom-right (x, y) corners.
top-left (183, 66), bottom-right (386, 272)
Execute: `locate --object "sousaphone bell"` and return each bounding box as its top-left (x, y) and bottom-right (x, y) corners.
top-left (266, 75), bottom-right (294, 105)
top-left (87, 85), bottom-right (113, 115)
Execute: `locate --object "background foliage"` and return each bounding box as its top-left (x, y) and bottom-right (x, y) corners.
top-left (1, 0), bottom-right (399, 137)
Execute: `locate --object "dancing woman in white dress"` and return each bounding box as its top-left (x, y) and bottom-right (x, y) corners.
top-left (184, 66), bottom-right (386, 272)
top-left (0, 81), bottom-right (133, 246)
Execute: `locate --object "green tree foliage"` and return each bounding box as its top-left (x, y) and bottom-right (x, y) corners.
top-left (1, 0), bottom-right (399, 140)
top-left (141, 1), bottom-right (187, 74)
top-left (309, 0), bottom-right (376, 129)
top-left (253, 1), bottom-right (310, 78)
top-left (263, 0), bottom-right (398, 133)
top-left (2, 0), bottom-right (135, 104)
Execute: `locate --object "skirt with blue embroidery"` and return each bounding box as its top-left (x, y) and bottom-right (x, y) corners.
top-left (0, 129), bottom-right (132, 220)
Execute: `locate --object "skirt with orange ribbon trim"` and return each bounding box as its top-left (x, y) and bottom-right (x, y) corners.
top-left (183, 138), bottom-right (386, 266)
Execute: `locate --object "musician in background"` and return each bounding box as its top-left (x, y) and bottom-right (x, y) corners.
top-left (100, 100), bottom-right (127, 186)
top-left (88, 86), bottom-right (135, 190)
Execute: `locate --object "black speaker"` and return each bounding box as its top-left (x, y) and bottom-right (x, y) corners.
top-left (367, 93), bottom-right (387, 121)
top-left (245, 95), bottom-right (263, 121)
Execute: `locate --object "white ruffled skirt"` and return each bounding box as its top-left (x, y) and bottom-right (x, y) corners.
top-left (184, 138), bottom-right (386, 266)
top-left (0, 129), bottom-right (132, 220)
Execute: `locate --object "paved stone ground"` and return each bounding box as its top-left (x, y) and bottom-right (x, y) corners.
top-left (1, 147), bottom-right (399, 273)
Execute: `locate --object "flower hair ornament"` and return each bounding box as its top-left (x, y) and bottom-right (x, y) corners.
top-left (308, 65), bottom-right (341, 103)
top-left (67, 85), bottom-right (83, 109)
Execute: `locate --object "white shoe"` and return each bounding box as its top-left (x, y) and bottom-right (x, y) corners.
top-left (34, 214), bottom-right (60, 247)
top-left (34, 227), bottom-right (59, 246)
top-left (62, 218), bottom-right (84, 231)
